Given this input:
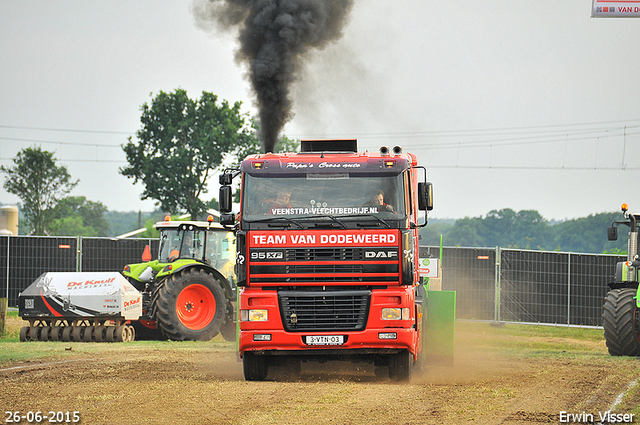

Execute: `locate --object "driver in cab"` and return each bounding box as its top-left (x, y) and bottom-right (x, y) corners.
top-left (369, 190), bottom-right (394, 213)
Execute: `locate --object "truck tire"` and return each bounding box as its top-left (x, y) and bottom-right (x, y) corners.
top-left (219, 302), bottom-right (236, 342)
top-left (603, 288), bottom-right (640, 356)
top-left (243, 352), bottom-right (269, 381)
top-left (155, 268), bottom-right (226, 341)
top-left (388, 351), bottom-right (413, 382)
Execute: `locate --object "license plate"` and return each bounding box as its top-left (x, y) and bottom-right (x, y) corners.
top-left (306, 335), bottom-right (344, 345)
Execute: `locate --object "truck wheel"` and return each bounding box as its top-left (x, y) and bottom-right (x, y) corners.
top-left (603, 288), bottom-right (640, 356)
top-left (220, 302), bottom-right (236, 342)
top-left (243, 352), bottom-right (269, 381)
top-left (388, 351), bottom-right (413, 382)
top-left (155, 268), bottom-right (226, 341)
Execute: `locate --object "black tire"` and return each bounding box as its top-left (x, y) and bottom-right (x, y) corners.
top-left (71, 326), bottom-right (82, 342)
top-left (94, 325), bottom-right (107, 342)
top-left (388, 351), bottom-right (413, 382)
top-left (40, 326), bottom-right (51, 341)
top-left (62, 326), bottom-right (72, 342)
top-left (603, 288), bottom-right (640, 356)
top-left (50, 326), bottom-right (62, 341)
top-left (243, 352), bottom-right (269, 381)
top-left (131, 321), bottom-right (167, 341)
top-left (19, 326), bottom-right (29, 342)
top-left (220, 302), bottom-right (236, 342)
top-left (154, 268), bottom-right (226, 341)
top-left (29, 326), bottom-right (40, 341)
top-left (83, 327), bottom-right (93, 342)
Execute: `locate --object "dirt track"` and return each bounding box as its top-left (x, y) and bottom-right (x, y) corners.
top-left (1, 319), bottom-right (639, 425)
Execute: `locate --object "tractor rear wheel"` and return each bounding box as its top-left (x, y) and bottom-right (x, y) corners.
top-left (155, 268), bottom-right (226, 341)
top-left (603, 288), bottom-right (640, 356)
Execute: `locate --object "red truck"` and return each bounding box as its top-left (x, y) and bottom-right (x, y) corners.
top-left (219, 139), bottom-right (434, 381)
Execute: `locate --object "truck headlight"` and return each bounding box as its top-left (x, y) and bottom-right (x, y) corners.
top-left (381, 307), bottom-right (410, 320)
top-left (241, 309), bottom-right (268, 322)
top-left (382, 308), bottom-right (401, 320)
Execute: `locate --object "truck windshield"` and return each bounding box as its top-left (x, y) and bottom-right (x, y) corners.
top-left (241, 173), bottom-right (406, 222)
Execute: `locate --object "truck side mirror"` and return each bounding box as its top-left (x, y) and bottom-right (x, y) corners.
top-left (219, 186), bottom-right (233, 213)
top-left (220, 213), bottom-right (235, 226)
top-left (607, 226), bottom-right (618, 241)
top-left (219, 172), bottom-right (233, 186)
top-left (418, 182), bottom-right (434, 211)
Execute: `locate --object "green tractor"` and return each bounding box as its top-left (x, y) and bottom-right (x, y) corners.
top-left (604, 203), bottom-right (640, 356)
top-left (123, 216), bottom-right (237, 341)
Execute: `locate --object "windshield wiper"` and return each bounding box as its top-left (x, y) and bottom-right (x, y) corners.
top-left (340, 214), bottom-right (392, 228)
top-left (250, 216), bottom-right (305, 229)
top-left (294, 214), bottom-right (347, 229)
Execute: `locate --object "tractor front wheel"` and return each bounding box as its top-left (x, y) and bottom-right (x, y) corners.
top-left (155, 268), bottom-right (226, 341)
top-left (603, 288), bottom-right (640, 356)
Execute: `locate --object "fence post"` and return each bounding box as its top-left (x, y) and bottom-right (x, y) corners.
top-left (0, 297), bottom-right (7, 337)
top-left (495, 246), bottom-right (501, 323)
top-left (5, 236), bottom-right (10, 301)
top-left (567, 253), bottom-right (571, 326)
top-left (77, 236), bottom-right (82, 272)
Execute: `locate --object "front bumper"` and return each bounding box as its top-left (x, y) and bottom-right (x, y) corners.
top-left (239, 327), bottom-right (417, 357)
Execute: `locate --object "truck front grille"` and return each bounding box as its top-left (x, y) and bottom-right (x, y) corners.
top-left (278, 289), bottom-right (370, 332)
top-left (249, 247), bottom-right (400, 284)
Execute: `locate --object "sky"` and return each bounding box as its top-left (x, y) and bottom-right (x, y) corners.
top-left (1, 0), bottom-right (639, 222)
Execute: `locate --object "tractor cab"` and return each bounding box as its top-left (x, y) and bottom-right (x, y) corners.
top-left (154, 217), bottom-right (236, 284)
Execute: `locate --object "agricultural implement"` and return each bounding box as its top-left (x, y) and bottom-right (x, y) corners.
top-left (18, 272), bottom-right (142, 342)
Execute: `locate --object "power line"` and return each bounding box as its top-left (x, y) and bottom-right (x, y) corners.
top-left (0, 124), bottom-right (134, 135)
top-left (0, 136), bottom-right (124, 148)
top-left (287, 118), bottom-right (640, 139)
top-left (425, 164), bottom-right (640, 171)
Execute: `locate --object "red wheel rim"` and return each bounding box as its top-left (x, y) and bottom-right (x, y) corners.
top-left (176, 284), bottom-right (216, 330)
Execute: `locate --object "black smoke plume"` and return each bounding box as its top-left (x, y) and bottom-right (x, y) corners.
top-left (192, 0), bottom-right (355, 153)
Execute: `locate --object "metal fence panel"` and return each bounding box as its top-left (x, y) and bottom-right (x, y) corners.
top-left (0, 236), bottom-right (77, 306)
top-left (500, 250), bottom-right (570, 324)
top-left (568, 254), bottom-right (622, 326)
top-left (81, 238), bottom-right (159, 272)
top-left (421, 246), bottom-right (496, 321)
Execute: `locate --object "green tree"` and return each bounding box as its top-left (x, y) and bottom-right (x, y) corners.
top-left (446, 217), bottom-right (484, 247)
top-left (0, 147), bottom-right (78, 235)
top-left (121, 89), bottom-right (253, 220)
top-left (51, 196), bottom-right (109, 236)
